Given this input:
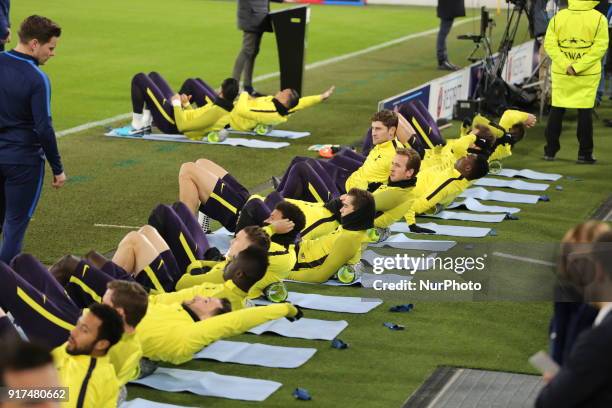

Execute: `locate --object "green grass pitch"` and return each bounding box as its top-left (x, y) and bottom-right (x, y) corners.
top-left (10, 0), bottom-right (612, 406)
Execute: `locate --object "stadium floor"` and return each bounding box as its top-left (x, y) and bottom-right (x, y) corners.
top-left (11, 1), bottom-right (612, 406)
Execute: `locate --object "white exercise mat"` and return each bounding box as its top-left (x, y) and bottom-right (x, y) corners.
top-left (447, 197), bottom-right (520, 214)
top-left (370, 234), bottom-right (457, 251)
top-left (460, 187), bottom-right (541, 204)
top-left (206, 231), bottom-right (232, 254)
top-left (474, 177), bottom-right (549, 191)
top-left (253, 292), bottom-right (382, 314)
top-left (194, 340), bottom-right (316, 368)
top-left (131, 367), bottom-right (281, 401)
top-left (496, 168), bottom-right (562, 181)
top-left (121, 399), bottom-right (197, 408)
top-left (420, 210), bottom-right (506, 223)
top-left (228, 129), bottom-right (310, 139)
top-left (105, 131), bottom-right (289, 149)
top-left (390, 222), bottom-right (491, 238)
top-left (248, 317), bottom-right (348, 340)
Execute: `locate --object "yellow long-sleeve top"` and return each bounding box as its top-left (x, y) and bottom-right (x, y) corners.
top-left (174, 260), bottom-right (226, 291)
top-left (172, 225), bottom-right (295, 298)
top-left (285, 198), bottom-right (339, 240)
top-left (372, 181), bottom-right (419, 229)
top-left (173, 240), bottom-right (296, 300)
top-left (173, 96), bottom-right (233, 140)
top-left (229, 92), bottom-right (323, 131)
top-left (404, 167), bottom-right (471, 225)
top-left (345, 138), bottom-right (404, 192)
top-left (469, 109), bottom-right (531, 161)
top-left (149, 279), bottom-right (247, 311)
top-left (108, 331), bottom-right (142, 386)
top-left (138, 302), bottom-right (298, 364)
top-left (421, 134), bottom-right (476, 172)
top-left (287, 228), bottom-right (368, 283)
top-left (52, 346), bottom-right (120, 408)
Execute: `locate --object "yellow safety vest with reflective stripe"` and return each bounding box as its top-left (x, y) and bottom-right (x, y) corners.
top-left (544, 0), bottom-right (609, 108)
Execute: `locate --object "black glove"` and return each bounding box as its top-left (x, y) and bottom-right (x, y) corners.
top-left (495, 133), bottom-right (514, 147)
top-left (409, 224), bottom-right (436, 234)
top-left (286, 305), bottom-right (304, 322)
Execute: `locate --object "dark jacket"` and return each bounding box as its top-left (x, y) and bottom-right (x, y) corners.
top-left (437, 0), bottom-right (465, 19)
top-left (0, 50), bottom-right (63, 174)
top-left (237, 0), bottom-right (282, 33)
top-left (0, 0), bottom-right (9, 39)
top-left (536, 312), bottom-right (612, 408)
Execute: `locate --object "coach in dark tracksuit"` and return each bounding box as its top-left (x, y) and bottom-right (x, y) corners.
top-left (437, 0), bottom-right (465, 71)
top-left (232, 0), bottom-right (282, 96)
top-left (0, 0), bottom-right (9, 51)
top-left (0, 16), bottom-right (65, 263)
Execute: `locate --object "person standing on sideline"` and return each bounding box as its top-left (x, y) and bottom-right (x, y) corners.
top-left (436, 0), bottom-right (465, 71)
top-left (232, 0), bottom-right (283, 96)
top-left (0, 15), bottom-right (66, 263)
top-left (0, 0), bottom-right (9, 51)
top-left (543, 0), bottom-right (609, 164)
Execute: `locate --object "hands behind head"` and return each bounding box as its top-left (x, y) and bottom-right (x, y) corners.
top-left (170, 93), bottom-right (192, 107)
top-left (269, 218), bottom-right (295, 234)
top-left (180, 94), bottom-right (192, 106)
top-left (321, 86), bottom-right (335, 101)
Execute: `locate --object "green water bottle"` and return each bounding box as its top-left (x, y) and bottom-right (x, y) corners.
top-left (263, 282), bottom-right (288, 303)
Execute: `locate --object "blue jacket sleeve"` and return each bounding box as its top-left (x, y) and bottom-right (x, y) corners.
top-left (0, 0), bottom-right (9, 40)
top-left (535, 328), bottom-right (610, 407)
top-left (31, 78), bottom-right (63, 175)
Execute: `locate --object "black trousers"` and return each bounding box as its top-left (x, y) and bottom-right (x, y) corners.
top-left (232, 31), bottom-right (263, 87)
top-left (544, 107), bottom-right (593, 157)
top-left (436, 17), bottom-right (454, 63)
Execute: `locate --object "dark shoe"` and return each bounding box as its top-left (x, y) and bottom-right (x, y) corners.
top-left (83, 250), bottom-right (108, 270)
top-left (271, 176), bottom-right (281, 189)
top-left (576, 155), bottom-right (597, 164)
top-left (603, 119), bottom-right (612, 127)
top-left (438, 60), bottom-right (460, 71)
top-left (244, 86), bottom-right (265, 97)
top-left (542, 155), bottom-right (556, 161)
top-left (49, 255), bottom-right (81, 286)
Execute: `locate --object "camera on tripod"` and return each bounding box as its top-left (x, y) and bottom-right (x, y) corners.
top-left (455, 1), bottom-right (537, 117)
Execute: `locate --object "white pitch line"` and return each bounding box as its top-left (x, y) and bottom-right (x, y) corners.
top-left (56, 17), bottom-right (478, 138)
top-left (94, 223), bottom-right (140, 230)
top-left (605, 206), bottom-right (612, 221)
top-left (57, 113), bottom-right (132, 137)
top-left (492, 252), bottom-right (555, 267)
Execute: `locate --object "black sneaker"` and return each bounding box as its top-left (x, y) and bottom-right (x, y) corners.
top-left (576, 155), bottom-right (597, 164)
top-left (244, 86), bottom-right (265, 97)
top-left (438, 60), bottom-right (460, 71)
top-left (542, 155), bottom-right (556, 161)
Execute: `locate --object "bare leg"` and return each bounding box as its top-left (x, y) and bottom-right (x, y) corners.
top-left (112, 231), bottom-right (159, 275)
top-left (178, 162), bottom-right (219, 214)
top-left (194, 158), bottom-right (228, 178)
top-left (138, 225), bottom-right (170, 253)
top-left (396, 114), bottom-right (416, 146)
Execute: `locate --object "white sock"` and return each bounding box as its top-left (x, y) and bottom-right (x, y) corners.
top-left (131, 112), bottom-right (144, 129)
top-left (142, 109), bottom-right (152, 127)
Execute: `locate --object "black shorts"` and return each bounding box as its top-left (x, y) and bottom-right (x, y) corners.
top-left (200, 178), bottom-right (249, 232)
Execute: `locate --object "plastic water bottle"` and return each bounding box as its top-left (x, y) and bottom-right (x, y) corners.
top-left (264, 282), bottom-right (288, 303)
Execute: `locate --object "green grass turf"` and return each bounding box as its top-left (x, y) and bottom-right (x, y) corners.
top-left (9, 1), bottom-right (612, 406)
